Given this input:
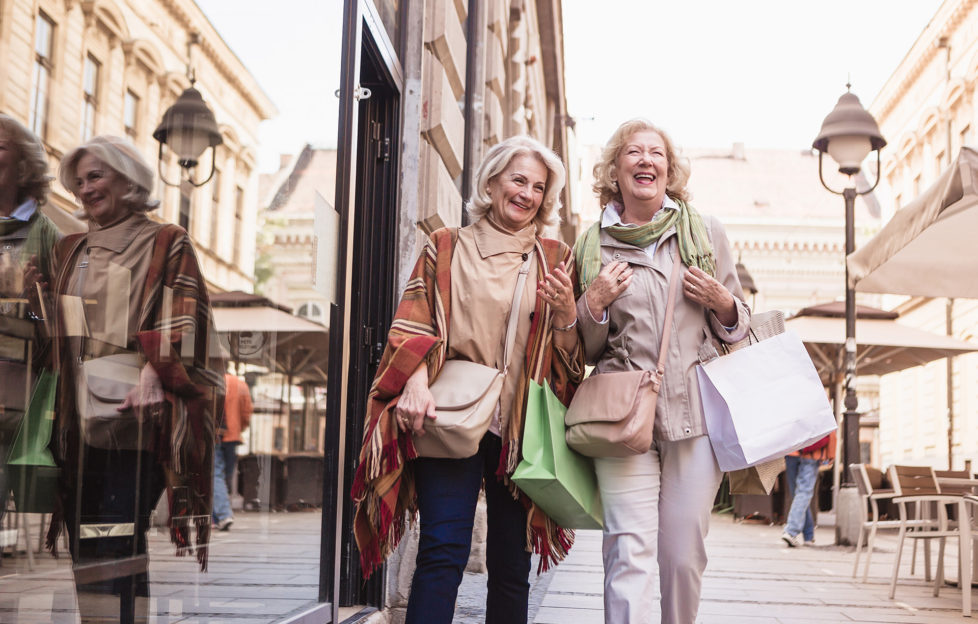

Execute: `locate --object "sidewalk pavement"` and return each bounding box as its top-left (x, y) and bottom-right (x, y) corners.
top-left (454, 512), bottom-right (972, 623)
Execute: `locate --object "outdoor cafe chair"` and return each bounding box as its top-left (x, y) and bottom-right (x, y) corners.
top-left (888, 465), bottom-right (962, 602)
top-left (959, 494), bottom-right (977, 617)
top-left (851, 463), bottom-right (902, 582)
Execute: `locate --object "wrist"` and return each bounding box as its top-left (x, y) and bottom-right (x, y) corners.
top-left (553, 316), bottom-right (577, 332)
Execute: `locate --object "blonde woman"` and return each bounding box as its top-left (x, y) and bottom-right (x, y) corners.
top-left (353, 135), bottom-right (583, 624)
top-left (574, 119), bottom-right (750, 624)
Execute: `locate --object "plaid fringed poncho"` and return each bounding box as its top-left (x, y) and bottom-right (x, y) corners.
top-left (46, 220), bottom-right (223, 571)
top-left (352, 226), bottom-right (584, 577)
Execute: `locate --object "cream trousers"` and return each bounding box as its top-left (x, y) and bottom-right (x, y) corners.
top-left (594, 435), bottom-right (723, 624)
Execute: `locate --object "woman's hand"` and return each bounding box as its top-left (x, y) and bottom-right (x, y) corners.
top-left (394, 364), bottom-right (436, 436)
top-left (583, 261), bottom-right (632, 320)
top-left (537, 261), bottom-right (577, 328)
top-left (683, 266), bottom-right (737, 325)
top-left (119, 364), bottom-right (166, 415)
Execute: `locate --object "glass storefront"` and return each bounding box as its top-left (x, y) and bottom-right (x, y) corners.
top-left (0, 1), bottom-right (389, 622)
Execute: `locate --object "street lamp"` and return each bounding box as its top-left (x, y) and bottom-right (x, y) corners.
top-left (812, 86), bottom-right (885, 541)
top-left (153, 84), bottom-right (223, 187)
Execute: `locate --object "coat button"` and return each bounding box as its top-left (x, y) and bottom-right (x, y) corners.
top-left (529, 312), bottom-right (534, 321)
top-left (613, 252), bottom-right (621, 260)
top-left (521, 252), bottom-right (528, 261)
top-left (684, 427), bottom-right (692, 436)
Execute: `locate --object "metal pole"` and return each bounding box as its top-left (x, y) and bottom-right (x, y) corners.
top-left (842, 186), bottom-right (859, 486)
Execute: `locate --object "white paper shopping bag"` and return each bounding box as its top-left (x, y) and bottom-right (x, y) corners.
top-left (697, 329), bottom-right (835, 472)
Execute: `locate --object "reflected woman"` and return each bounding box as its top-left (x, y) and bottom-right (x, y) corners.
top-left (46, 136), bottom-right (223, 622)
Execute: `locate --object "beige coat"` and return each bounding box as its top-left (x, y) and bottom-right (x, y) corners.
top-left (576, 214), bottom-right (750, 442)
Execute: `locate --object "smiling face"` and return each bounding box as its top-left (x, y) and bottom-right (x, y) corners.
top-left (612, 130), bottom-right (669, 212)
top-left (74, 152), bottom-right (132, 227)
top-left (487, 153), bottom-right (548, 233)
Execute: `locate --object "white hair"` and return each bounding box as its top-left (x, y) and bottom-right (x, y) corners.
top-left (466, 135), bottom-right (565, 233)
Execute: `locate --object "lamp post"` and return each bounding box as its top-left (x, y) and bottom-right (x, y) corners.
top-left (812, 85), bottom-right (886, 544)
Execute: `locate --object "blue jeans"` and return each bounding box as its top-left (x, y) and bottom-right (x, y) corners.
top-left (406, 433), bottom-right (531, 624)
top-left (212, 442), bottom-right (236, 523)
top-left (785, 455), bottom-right (818, 541)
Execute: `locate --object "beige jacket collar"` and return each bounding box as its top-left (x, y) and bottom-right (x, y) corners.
top-left (86, 212), bottom-right (151, 253)
top-left (472, 215), bottom-right (536, 258)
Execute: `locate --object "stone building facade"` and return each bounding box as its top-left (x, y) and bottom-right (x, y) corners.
top-left (0, 0), bottom-right (275, 291)
top-left (868, 0), bottom-right (978, 471)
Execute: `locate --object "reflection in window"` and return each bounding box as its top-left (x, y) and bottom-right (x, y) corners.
top-left (82, 54), bottom-right (101, 140)
top-left (210, 168), bottom-right (221, 250)
top-left (30, 13), bottom-right (55, 138)
top-left (297, 302), bottom-right (323, 322)
top-left (179, 188), bottom-right (192, 232)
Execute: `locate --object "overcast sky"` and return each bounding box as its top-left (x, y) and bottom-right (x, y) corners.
top-left (197, 0), bottom-right (944, 172)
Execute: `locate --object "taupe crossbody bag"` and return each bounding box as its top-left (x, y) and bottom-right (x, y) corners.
top-left (564, 253), bottom-right (681, 457)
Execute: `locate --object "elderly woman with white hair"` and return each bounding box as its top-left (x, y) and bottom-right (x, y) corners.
top-left (352, 135), bottom-right (584, 624)
top-left (44, 135), bottom-right (223, 622)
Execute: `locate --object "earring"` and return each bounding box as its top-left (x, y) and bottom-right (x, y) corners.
top-left (611, 179), bottom-right (619, 190)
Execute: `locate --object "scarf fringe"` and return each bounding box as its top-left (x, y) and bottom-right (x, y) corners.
top-left (526, 503), bottom-right (574, 574)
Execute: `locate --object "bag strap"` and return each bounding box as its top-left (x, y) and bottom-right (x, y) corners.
top-left (654, 252), bottom-right (682, 376)
top-left (501, 254), bottom-right (533, 373)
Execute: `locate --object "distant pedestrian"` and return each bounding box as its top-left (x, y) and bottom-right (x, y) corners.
top-left (572, 119), bottom-right (750, 624)
top-left (781, 433), bottom-right (832, 547)
top-left (352, 135), bottom-right (584, 624)
top-left (213, 372), bottom-right (252, 531)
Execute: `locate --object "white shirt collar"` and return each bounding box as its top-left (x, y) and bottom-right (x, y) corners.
top-left (601, 196), bottom-right (679, 229)
top-left (0, 198), bottom-right (38, 223)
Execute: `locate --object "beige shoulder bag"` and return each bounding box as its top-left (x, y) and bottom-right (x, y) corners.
top-left (564, 253), bottom-right (681, 457)
top-left (413, 254), bottom-right (533, 458)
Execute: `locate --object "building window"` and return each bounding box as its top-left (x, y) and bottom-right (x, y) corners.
top-left (297, 302), bottom-right (323, 322)
top-left (179, 188), bottom-right (192, 232)
top-left (233, 185), bottom-right (244, 265)
top-left (124, 90), bottom-right (139, 139)
top-left (82, 54), bottom-right (101, 140)
top-left (210, 169), bottom-right (221, 250)
top-left (29, 13), bottom-right (55, 139)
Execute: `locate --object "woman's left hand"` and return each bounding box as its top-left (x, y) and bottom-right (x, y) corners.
top-left (119, 364), bottom-right (166, 415)
top-left (538, 261), bottom-right (577, 327)
top-left (683, 266), bottom-right (736, 320)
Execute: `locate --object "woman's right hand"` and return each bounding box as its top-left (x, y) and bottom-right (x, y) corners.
top-left (395, 363), bottom-right (437, 436)
top-left (583, 261), bottom-right (633, 320)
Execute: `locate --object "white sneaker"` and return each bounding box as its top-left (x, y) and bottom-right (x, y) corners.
top-left (781, 532), bottom-right (800, 547)
top-left (803, 538), bottom-right (815, 547)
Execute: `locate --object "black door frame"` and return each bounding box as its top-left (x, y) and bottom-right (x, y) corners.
top-left (321, 2), bottom-right (403, 622)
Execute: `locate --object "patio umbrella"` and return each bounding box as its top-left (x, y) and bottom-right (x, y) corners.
top-left (210, 291), bottom-right (329, 384)
top-left (786, 301), bottom-right (978, 385)
top-left (847, 146), bottom-right (978, 299)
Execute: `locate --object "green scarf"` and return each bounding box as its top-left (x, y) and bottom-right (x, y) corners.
top-left (573, 198), bottom-right (715, 291)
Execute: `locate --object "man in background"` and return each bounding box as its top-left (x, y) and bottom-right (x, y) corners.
top-left (213, 372), bottom-right (252, 531)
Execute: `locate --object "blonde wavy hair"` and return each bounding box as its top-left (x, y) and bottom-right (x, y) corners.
top-left (592, 119), bottom-right (691, 207)
top-left (466, 135), bottom-right (565, 233)
top-left (0, 114), bottom-right (52, 205)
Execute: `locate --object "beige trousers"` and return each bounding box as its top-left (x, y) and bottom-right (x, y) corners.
top-left (594, 435), bottom-right (723, 624)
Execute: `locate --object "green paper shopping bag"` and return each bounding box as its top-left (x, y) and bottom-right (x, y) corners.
top-left (512, 380), bottom-right (603, 529)
top-left (7, 369), bottom-right (59, 513)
